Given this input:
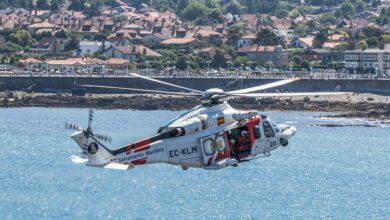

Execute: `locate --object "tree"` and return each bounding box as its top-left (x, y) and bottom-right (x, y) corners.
top-left (254, 29), bottom-right (284, 46)
top-left (68, 0), bottom-right (85, 11)
top-left (274, 9), bottom-right (288, 19)
top-left (361, 27), bottom-right (384, 38)
top-left (293, 55), bottom-right (302, 65)
top-left (226, 22), bottom-right (245, 45)
top-left (355, 0), bottom-right (365, 12)
top-left (319, 13), bottom-right (337, 25)
top-left (241, 0), bottom-right (279, 14)
top-left (313, 28), bottom-right (328, 48)
top-left (55, 29), bottom-right (67, 39)
top-left (9, 56), bottom-right (16, 66)
top-left (50, 0), bottom-right (61, 11)
top-left (36, 0), bottom-right (50, 10)
top-left (0, 42), bottom-right (23, 54)
top-left (358, 40), bottom-right (368, 50)
top-left (212, 49), bottom-right (227, 68)
top-left (340, 1), bottom-right (355, 17)
top-left (0, 55), bottom-right (8, 64)
top-left (366, 37), bottom-right (379, 48)
top-left (288, 9), bottom-right (300, 19)
top-left (335, 42), bottom-right (348, 51)
top-left (10, 30), bottom-right (34, 48)
top-left (233, 56), bottom-right (247, 68)
top-left (181, 2), bottom-right (210, 21)
top-left (93, 32), bottom-right (107, 41)
top-left (175, 55), bottom-right (186, 70)
top-left (300, 60), bottom-right (310, 71)
top-left (209, 8), bottom-right (223, 23)
top-left (223, 2), bottom-right (242, 15)
top-left (28, 0), bottom-right (34, 10)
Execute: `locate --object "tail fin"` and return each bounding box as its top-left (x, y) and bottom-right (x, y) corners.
top-left (71, 131), bottom-right (114, 167)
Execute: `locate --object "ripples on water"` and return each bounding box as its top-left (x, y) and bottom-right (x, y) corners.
top-left (0, 108), bottom-right (389, 219)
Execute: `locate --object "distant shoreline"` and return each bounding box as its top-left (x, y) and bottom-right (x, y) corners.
top-left (1, 92), bottom-right (390, 120)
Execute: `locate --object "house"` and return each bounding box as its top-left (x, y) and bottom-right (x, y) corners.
top-left (292, 37), bottom-right (314, 49)
top-left (45, 58), bottom-right (106, 73)
top-left (27, 21), bottom-right (56, 32)
top-left (78, 41), bottom-right (112, 57)
top-left (106, 58), bottom-right (136, 74)
top-left (344, 49), bottom-right (390, 73)
top-left (321, 50), bottom-right (345, 65)
top-left (237, 34), bottom-right (256, 48)
top-left (102, 45), bottom-right (161, 61)
top-left (160, 37), bottom-right (200, 52)
top-left (238, 45), bottom-right (288, 66)
top-left (194, 29), bottom-right (223, 45)
top-left (29, 37), bottom-right (61, 55)
top-left (328, 34), bottom-right (349, 42)
top-left (323, 42), bottom-right (343, 49)
top-left (301, 49), bottom-right (331, 62)
top-left (175, 26), bottom-right (187, 38)
top-left (18, 58), bottom-right (43, 68)
top-left (197, 47), bottom-right (216, 59)
top-left (142, 33), bottom-right (170, 46)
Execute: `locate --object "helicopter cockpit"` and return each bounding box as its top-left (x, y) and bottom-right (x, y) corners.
top-left (226, 114), bottom-right (282, 160)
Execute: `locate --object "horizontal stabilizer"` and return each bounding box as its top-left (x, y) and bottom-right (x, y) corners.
top-left (104, 163), bottom-right (134, 170)
top-left (70, 155), bottom-right (88, 164)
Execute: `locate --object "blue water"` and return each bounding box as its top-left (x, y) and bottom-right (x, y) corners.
top-left (0, 108), bottom-right (389, 220)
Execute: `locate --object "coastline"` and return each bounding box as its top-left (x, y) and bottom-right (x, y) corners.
top-left (1, 92), bottom-right (390, 120)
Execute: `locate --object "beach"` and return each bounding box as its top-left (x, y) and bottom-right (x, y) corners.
top-left (1, 92), bottom-right (390, 120)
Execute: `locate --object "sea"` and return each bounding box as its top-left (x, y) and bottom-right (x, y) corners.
top-left (0, 108), bottom-right (389, 220)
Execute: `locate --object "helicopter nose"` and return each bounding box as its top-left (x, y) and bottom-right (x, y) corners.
top-left (278, 125), bottom-right (296, 147)
top-left (289, 126), bottom-right (296, 136)
top-left (279, 124), bottom-right (297, 137)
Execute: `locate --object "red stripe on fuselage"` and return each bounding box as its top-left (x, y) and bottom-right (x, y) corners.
top-left (207, 157), bottom-right (213, 166)
top-left (135, 139), bottom-right (151, 148)
top-left (134, 145), bottom-right (150, 153)
top-left (132, 157), bottom-right (147, 165)
top-left (125, 138), bottom-right (151, 154)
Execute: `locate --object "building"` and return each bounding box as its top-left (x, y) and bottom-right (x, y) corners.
top-left (301, 49), bottom-right (331, 62)
top-left (194, 29), bottom-right (223, 45)
top-left (141, 33), bottom-right (170, 46)
top-left (29, 37), bottom-right (61, 55)
top-left (237, 34), bottom-right (256, 48)
top-left (238, 45), bottom-right (288, 67)
top-left (27, 21), bottom-right (56, 33)
top-left (197, 47), bottom-right (216, 59)
top-left (45, 58), bottom-right (106, 73)
top-left (78, 41), bottom-right (111, 57)
top-left (292, 37), bottom-right (314, 49)
top-left (102, 45), bottom-right (161, 61)
top-left (344, 49), bottom-right (390, 73)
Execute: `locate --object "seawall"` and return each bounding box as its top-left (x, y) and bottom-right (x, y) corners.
top-left (1, 76), bottom-right (390, 95)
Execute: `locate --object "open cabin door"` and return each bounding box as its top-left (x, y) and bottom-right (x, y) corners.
top-left (200, 133), bottom-right (230, 167)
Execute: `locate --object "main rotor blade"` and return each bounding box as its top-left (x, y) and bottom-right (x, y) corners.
top-left (226, 78), bottom-right (300, 94)
top-left (130, 73), bottom-right (205, 94)
top-left (231, 92), bottom-right (351, 97)
top-left (79, 84), bottom-right (202, 96)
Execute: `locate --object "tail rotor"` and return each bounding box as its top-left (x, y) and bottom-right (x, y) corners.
top-left (65, 109), bottom-right (112, 144)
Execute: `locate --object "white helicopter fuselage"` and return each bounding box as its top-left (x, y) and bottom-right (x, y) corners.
top-left (71, 101), bottom-right (296, 170)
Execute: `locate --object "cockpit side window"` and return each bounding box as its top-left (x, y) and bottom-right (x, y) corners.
top-left (263, 121), bottom-right (275, 138)
top-left (253, 126), bottom-right (261, 139)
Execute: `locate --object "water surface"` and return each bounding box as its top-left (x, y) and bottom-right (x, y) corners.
top-left (0, 108), bottom-right (389, 219)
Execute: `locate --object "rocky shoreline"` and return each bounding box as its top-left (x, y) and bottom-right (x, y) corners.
top-left (1, 92), bottom-right (390, 120)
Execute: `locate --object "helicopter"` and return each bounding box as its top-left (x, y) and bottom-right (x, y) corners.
top-left (67, 73), bottom-right (346, 170)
